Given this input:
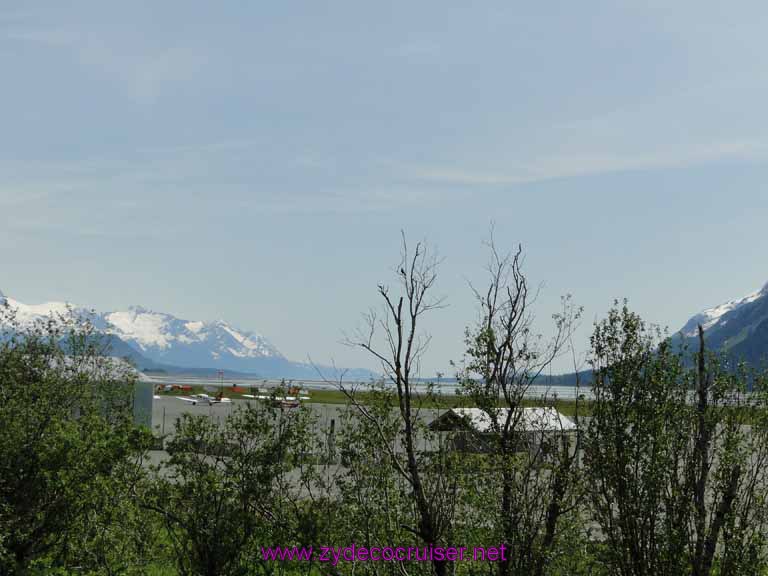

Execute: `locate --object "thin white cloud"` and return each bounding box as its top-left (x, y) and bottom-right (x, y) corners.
top-left (139, 139), bottom-right (261, 156)
top-left (408, 140), bottom-right (768, 186)
top-left (0, 144), bottom-right (442, 220)
top-left (3, 24), bottom-right (205, 103)
top-left (76, 40), bottom-right (207, 103)
top-left (232, 185), bottom-right (440, 215)
top-left (396, 38), bottom-right (441, 58)
top-left (0, 188), bottom-right (50, 207)
top-left (4, 28), bottom-right (76, 46)
top-left (0, 10), bottom-right (33, 24)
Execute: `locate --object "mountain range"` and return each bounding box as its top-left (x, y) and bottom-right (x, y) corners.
top-left (5, 281), bottom-right (768, 382)
top-left (0, 289), bottom-right (375, 380)
top-left (678, 281), bottom-right (768, 366)
top-left (551, 282), bottom-right (768, 386)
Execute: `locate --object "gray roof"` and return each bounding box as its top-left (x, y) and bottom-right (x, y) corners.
top-left (435, 407), bottom-right (577, 433)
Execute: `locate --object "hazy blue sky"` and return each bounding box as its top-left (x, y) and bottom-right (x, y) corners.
top-left (3, 1), bottom-right (768, 374)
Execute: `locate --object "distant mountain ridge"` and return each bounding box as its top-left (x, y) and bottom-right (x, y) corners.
top-left (556, 282), bottom-right (768, 385)
top-left (678, 281), bottom-right (768, 366)
top-left (13, 280), bottom-right (768, 384)
top-left (0, 291), bottom-right (375, 380)
top-left (95, 305), bottom-right (282, 368)
top-left (547, 285), bottom-right (768, 385)
top-left (522, 283), bottom-right (768, 387)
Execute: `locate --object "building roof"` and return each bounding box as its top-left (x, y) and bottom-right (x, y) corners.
top-left (431, 407), bottom-right (577, 433)
top-left (46, 355), bottom-right (148, 381)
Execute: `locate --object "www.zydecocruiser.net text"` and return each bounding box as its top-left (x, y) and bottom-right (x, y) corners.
top-left (261, 544), bottom-right (508, 566)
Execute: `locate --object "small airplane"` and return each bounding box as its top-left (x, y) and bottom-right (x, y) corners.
top-left (176, 386), bottom-right (232, 406)
top-left (242, 386), bottom-right (310, 408)
top-left (176, 393), bottom-right (233, 406)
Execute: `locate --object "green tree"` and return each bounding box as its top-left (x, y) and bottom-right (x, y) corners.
top-left (584, 302), bottom-right (768, 576)
top-left (145, 402), bottom-right (311, 576)
top-left (0, 303), bottom-right (151, 574)
top-left (59, 460), bottom-right (167, 575)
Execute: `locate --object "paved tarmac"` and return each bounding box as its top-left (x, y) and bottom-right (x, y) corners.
top-left (151, 396), bottom-right (348, 438)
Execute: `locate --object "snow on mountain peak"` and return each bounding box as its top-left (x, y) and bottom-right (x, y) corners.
top-left (0, 292), bottom-right (283, 364)
top-left (1, 296), bottom-right (82, 325)
top-left (683, 283), bottom-right (768, 336)
top-left (102, 307), bottom-right (281, 359)
top-left (104, 309), bottom-right (173, 349)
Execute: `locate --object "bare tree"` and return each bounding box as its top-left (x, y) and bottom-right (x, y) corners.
top-left (459, 237), bottom-right (584, 576)
top-left (342, 234), bottom-right (456, 576)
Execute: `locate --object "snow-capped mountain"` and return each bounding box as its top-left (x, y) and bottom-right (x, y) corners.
top-left (1, 295), bottom-right (83, 326)
top-left (0, 291), bottom-right (376, 379)
top-left (679, 281), bottom-right (768, 364)
top-left (99, 306), bottom-right (282, 364)
top-left (0, 293), bottom-right (285, 373)
top-left (680, 283), bottom-right (768, 337)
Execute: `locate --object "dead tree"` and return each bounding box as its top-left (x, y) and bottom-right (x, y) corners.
top-left (460, 238), bottom-right (583, 576)
top-left (342, 234), bottom-right (455, 576)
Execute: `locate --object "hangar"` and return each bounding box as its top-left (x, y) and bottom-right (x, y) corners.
top-left (429, 406), bottom-right (577, 454)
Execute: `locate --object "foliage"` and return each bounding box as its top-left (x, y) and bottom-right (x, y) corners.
top-left (584, 301), bottom-right (768, 576)
top-left (0, 302), bottom-right (151, 575)
top-left (145, 403), bottom-right (312, 576)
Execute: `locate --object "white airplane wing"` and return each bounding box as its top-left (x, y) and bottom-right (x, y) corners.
top-left (177, 397), bottom-right (198, 404)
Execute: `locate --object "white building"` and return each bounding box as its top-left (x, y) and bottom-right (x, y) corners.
top-left (429, 406), bottom-right (577, 453)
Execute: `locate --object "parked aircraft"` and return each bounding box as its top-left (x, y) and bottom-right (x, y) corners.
top-left (176, 393), bottom-right (232, 406)
top-left (242, 385), bottom-right (310, 408)
top-left (175, 386), bottom-right (232, 406)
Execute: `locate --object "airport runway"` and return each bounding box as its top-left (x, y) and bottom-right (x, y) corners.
top-left (142, 373), bottom-right (589, 400)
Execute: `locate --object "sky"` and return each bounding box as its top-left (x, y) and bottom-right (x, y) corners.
top-left (3, 1), bottom-right (768, 375)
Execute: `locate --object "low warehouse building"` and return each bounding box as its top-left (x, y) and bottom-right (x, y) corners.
top-left (429, 406), bottom-right (577, 454)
